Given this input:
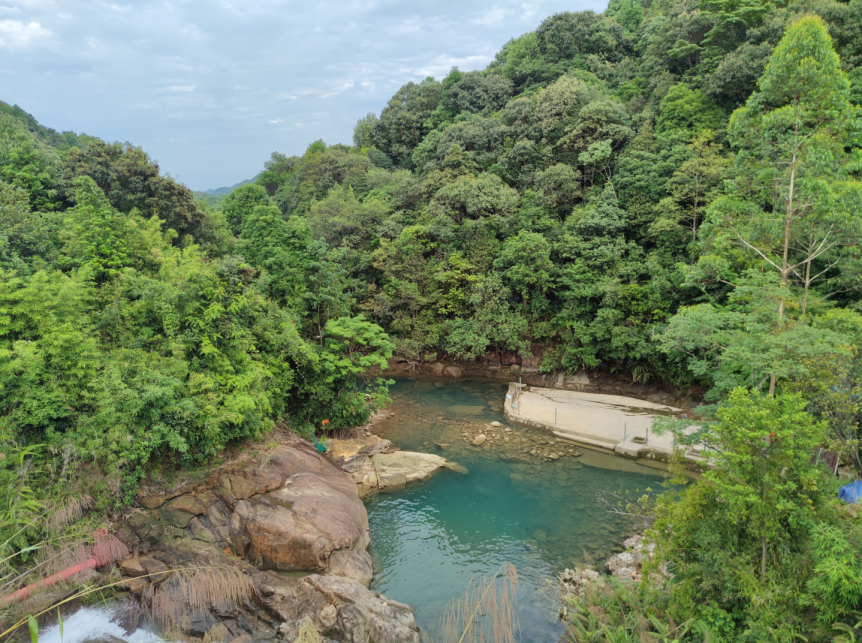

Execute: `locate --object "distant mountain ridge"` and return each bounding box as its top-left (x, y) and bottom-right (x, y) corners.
top-left (0, 100), bottom-right (94, 151)
top-left (205, 176), bottom-right (258, 196)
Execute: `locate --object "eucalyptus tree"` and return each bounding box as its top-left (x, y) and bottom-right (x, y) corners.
top-left (701, 15), bottom-right (861, 319)
top-left (693, 15), bottom-right (862, 394)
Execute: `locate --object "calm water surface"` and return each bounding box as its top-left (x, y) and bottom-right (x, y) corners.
top-left (366, 378), bottom-right (666, 642)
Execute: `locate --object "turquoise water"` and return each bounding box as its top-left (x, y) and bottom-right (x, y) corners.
top-left (365, 378), bottom-right (666, 642)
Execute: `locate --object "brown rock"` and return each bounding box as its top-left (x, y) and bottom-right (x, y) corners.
top-left (119, 557), bottom-right (146, 578)
top-left (139, 557), bottom-right (170, 584)
top-left (222, 474), bottom-right (255, 501)
top-left (427, 362), bottom-right (445, 376)
top-left (189, 517), bottom-right (218, 544)
top-left (194, 490), bottom-right (217, 507)
top-left (159, 495), bottom-right (206, 528)
top-left (136, 494), bottom-right (166, 509)
top-left (215, 485), bottom-right (238, 509)
top-left (244, 473), bottom-right (368, 572)
top-left (119, 577), bottom-right (149, 593)
top-left (443, 365), bottom-right (463, 378)
top-left (328, 548), bottom-right (374, 587)
top-left (127, 509), bottom-right (165, 543)
top-left (318, 605), bottom-right (338, 629)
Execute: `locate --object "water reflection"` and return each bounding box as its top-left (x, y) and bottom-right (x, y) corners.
top-left (366, 377), bottom-right (666, 642)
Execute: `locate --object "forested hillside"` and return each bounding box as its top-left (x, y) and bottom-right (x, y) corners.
top-left (0, 103), bottom-right (394, 508)
top-left (225, 0), bottom-right (862, 394)
top-left (2, 0), bottom-right (862, 637)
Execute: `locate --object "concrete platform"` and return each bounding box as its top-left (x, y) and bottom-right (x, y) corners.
top-left (503, 383), bottom-right (704, 468)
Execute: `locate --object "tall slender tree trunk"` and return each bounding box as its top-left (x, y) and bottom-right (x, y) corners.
top-left (771, 139), bottom-right (798, 397)
top-left (779, 149), bottom-right (796, 314)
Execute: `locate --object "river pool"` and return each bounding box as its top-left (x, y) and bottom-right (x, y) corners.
top-left (366, 377), bottom-right (666, 642)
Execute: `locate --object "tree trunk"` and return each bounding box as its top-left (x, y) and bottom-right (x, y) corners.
top-left (778, 141), bottom-right (798, 327)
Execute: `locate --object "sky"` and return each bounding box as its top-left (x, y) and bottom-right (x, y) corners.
top-left (0, 0), bottom-right (605, 191)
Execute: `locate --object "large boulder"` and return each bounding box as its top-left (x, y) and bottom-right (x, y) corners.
top-left (241, 473), bottom-right (370, 576)
top-left (331, 437), bottom-right (466, 497)
top-left (121, 442), bottom-right (422, 641)
top-left (129, 442), bottom-right (373, 586)
top-left (372, 451), bottom-right (467, 490)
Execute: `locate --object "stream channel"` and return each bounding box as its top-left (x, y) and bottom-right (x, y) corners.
top-left (366, 377), bottom-right (667, 642)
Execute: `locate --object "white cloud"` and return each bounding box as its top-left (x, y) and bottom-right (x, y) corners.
top-left (96, 2), bottom-right (132, 12)
top-left (520, 2), bottom-right (539, 21)
top-left (267, 118), bottom-right (283, 123)
top-left (0, 19), bottom-right (50, 47)
top-left (414, 54), bottom-right (493, 79)
top-left (472, 8), bottom-right (509, 25)
top-left (165, 85), bottom-right (196, 92)
top-left (321, 78), bottom-right (354, 98)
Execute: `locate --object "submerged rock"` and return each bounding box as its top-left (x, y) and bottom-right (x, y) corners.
top-left (472, 434), bottom-right (487, 446)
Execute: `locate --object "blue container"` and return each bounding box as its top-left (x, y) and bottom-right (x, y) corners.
top-left (838, 480), bottom-right (862, 504)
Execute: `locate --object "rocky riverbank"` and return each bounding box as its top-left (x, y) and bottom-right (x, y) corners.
top-left (111, 434), bottom-right (426, 643)
top-left (558, 534), bottom-right (670, 618)
top-left (382, 347), bottom-right (703, 410)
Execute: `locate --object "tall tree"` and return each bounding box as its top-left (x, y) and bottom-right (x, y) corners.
top-left (698, 15), bottom-right (862, 393)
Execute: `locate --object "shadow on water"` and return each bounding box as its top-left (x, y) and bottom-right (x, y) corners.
top-left (366, 377), bottom-right (667, 643)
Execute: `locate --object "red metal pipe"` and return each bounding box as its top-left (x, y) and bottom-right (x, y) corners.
top-left (0, 556), bottom-right (98, 609)
top-left (0, 530), bottom-right (125, 610)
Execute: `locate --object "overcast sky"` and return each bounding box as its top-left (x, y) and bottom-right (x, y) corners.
top-left (0, 0), bottom-right (605, 191)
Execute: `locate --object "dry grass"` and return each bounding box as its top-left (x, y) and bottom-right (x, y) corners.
top-left (438, 563), bottom-right (520, 643)
top-left (146, 565), bottom-right (254, 634)
top-left (203, 623), bottom-right (230, 643)
top-left (92, 530), bottom-right (128, 567)
top-left (295, 618), bottom-right (324, 643)
top-left (45, 495), bottom-right (94, 533)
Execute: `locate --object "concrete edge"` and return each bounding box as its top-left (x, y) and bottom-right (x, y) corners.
top-left (503, 383), bottom-right (706, 474)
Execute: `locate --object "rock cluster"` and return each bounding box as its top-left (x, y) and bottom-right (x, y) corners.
top-left (461, 422), bottom-right (583, 462)
top-left (559, 534), bottom-right (668, 610)
top-left (119, 440), bottom-right (420, 643)
top-left (604, 535), bottom-right (656, 582)
top-left (558, 566), bottom-right (603, 599)
top-left (119, 539), bottom-right (419, 643)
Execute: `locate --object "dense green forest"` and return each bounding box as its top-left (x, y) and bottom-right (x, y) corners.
top-left (2, 0), bottom-right (862, 637)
